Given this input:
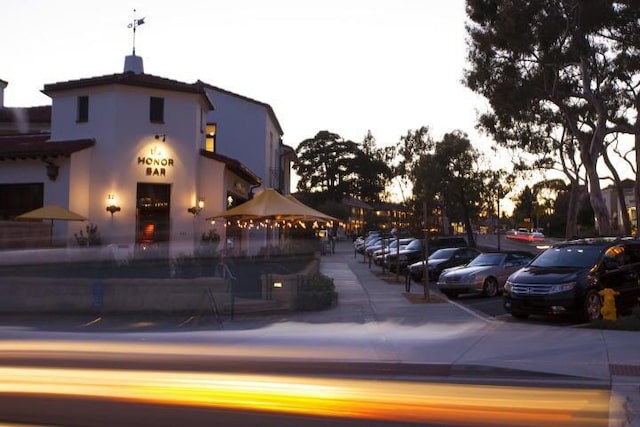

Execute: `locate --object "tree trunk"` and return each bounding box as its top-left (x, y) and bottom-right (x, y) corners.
top-left (565, 179), bottom-right (581, 238)
top-left (581, 150), bottom-right (611, 236)
top-left (459, 189), bottom-right (476, 248)
top-left (636, 132), bottom-right (640, 235)
top-left (602, 149), bottom-right (631, 235)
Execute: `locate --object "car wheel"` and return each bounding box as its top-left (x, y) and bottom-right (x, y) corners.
top-left (511, 312), bottom-right (529, 320)
top-left (583, 290), bottom-right (602, 322)
top-left (482, 277), bottom-right (499, 297)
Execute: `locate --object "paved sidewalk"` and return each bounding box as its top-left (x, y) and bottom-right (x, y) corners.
top-left (319, 240), bottom-right (640, 427)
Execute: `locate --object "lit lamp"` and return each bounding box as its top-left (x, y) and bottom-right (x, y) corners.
top-left (188, 197), bottom-right (205, 216)
top-left (106, 194), bottom-right (121, 216)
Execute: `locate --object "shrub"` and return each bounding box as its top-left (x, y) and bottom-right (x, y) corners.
top-left (296, 273), bottom-right (337, 311)
top-left (196, 229), bottom-right (221, 258)
top-left (75, 223), bottom-right (102, 247)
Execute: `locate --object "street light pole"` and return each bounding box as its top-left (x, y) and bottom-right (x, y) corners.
top-left (497, 197), bottom-right (501, 251)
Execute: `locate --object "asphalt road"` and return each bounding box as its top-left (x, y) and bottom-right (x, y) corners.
top-left (0, 339), bottom-right (609, 427)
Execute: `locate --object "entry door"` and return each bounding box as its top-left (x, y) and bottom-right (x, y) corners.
top-left (136, 183), bottom-right (171, 245)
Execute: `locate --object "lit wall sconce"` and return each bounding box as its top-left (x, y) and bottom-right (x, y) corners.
top-left (273, 282), bottom-right (283, 289)
top-left (188, 197), bottom-right (205, 216)
top-left (45, 161), bottom-right (59, 181)
top-left (106, 194), bottom-right (121, 216)
top-left (155, 134), bottom-right (166, 142)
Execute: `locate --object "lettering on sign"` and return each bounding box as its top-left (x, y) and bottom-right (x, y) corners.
top-left (137, 146), bottom-right (175, 177)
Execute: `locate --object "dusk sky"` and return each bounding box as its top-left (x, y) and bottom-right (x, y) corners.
top-left (2, 0), bottom-right (490, 152)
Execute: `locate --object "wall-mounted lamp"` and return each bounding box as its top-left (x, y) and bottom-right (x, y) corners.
top-left (45, 161), bottom-right (59, 181)
top-left (273, 282), bottom-right (283, 289)
top-left (155, 134), bottom-right (166, 142)
top-left (188, 197), bottom-right (205, 216)
top-left (106, 194), bottom-right (121, 216)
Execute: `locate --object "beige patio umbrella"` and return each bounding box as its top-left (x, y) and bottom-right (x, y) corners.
top-left (16, 204), bottom-right (88, 245)
top-left (206, 188), bottom-right (337, 222)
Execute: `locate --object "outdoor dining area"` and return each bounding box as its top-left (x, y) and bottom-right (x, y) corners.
top-left (0, 189), bottom-right (341, 318)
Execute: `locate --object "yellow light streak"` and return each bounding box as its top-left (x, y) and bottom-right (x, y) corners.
top-left (0, 366), bottom-right (614, 426)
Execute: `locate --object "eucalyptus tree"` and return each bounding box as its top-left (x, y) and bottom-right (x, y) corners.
top-left (607, 2), bottom-right (640, 232)
top-left (465, 0), bottom-right (638, 235)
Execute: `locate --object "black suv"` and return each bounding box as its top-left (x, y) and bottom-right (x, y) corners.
top-left (385, 236), bottom-right (467, 273)
top-left (503, 237), bottom-right (640, 322)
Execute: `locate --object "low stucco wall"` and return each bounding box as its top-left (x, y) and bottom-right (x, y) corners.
top-left (261, 258), bottom-right (321, 310)
top-left (0, 221), bottom-right (51, 249)
top-left (0, 276), bottom-right (231, 313)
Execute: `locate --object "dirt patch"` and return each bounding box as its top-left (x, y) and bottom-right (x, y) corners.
top-left (403, 292), bottom-right (447, 304)
top-left (372, 270), bottom-right (407, 285)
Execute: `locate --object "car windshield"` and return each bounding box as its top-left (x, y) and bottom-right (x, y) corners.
top-left (430, 248), bottom-right (458, 260)
top-left (405, 240), bottom-right (423, 250)
top-left (530, 245), bottom-right (604, 268)
top-left (468, 253), bottom-right (504, 267)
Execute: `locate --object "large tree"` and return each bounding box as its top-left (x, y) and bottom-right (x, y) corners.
top-left (353, 130), bottom-right (393, 204)
top-left (293, 131), bottom-right (359, 202)
top-left (391, 126), bottom-right (433, 203)
top-left (413, 131), bottom-right (485, 246)
top-left (465, 0), bottom-right (638, 235)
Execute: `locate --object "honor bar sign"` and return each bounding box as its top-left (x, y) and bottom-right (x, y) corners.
top-left (138, 146), bottom-right (174, 177)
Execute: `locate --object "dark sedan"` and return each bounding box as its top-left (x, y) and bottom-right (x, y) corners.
top-left (408, 247), bottom-right (481, 283)
top-left (384, 236), bottom-right (467, 273)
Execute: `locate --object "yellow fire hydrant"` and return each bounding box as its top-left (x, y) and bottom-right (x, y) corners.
top-left (599, 288), bottom-right (620, 321)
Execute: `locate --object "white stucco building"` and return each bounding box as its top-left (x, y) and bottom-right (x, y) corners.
top-left (0, 55), bottom-right (294, 257)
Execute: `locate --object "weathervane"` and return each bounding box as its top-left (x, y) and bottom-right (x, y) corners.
top-left (127, 9), bottom-right (146, 55)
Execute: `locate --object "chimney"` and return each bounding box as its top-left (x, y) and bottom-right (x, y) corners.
top-left (0, 79), bottom-right (7, 108)
top-left (123, 55), bottom-right (144, 74)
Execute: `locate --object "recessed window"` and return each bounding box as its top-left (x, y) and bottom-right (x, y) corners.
top-left (150, 97), bottom-right (164, 123)
top-left (77, 96), bottom-right (89, 123)
top-left (205, 123), bottom-right (217, 152)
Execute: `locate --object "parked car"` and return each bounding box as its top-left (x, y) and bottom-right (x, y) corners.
top-left (372, 238), bottom-right (415, 265)
top-left (385, 236), bottom-right (467, 273)
top-left (408, 247), bottom-right (481, 283)
top-left (437, 251), bottom-right (534, 298)
top-left (365, 235), bottom-right (398, 257)
top-left (354, 234), bottom-right (381, 254)
top-left (503, 237), bottom-right (640, 322)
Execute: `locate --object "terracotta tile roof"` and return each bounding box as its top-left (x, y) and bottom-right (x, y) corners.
top-left (0, 105), bottom-right (51, 124)
top-left (199, 149), bottom-right (261, 185)
top-left (197, 80), bottom-right (283, 135)
top-left (42, 73), bottom-right (213, 109)
top-left (0, 134), bottom-right (94, 160)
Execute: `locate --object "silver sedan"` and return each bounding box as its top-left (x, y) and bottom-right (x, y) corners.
top-left (437, 251), bottom-right (534, 298)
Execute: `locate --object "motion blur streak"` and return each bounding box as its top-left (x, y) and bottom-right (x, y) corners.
top-left (0, 339), bottom-right (366, 360)
top-left (0, 367), bottom-right (614, 426)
